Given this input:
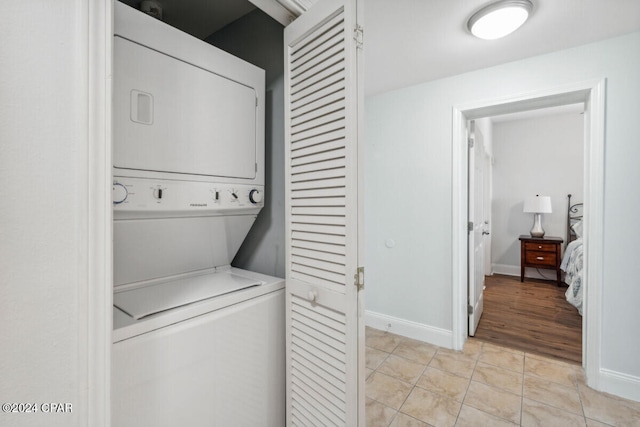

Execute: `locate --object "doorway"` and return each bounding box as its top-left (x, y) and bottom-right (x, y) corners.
top-left (451, 80), bottom-right (605, 388)
top-left (468, 106), bottom-right (584, 363)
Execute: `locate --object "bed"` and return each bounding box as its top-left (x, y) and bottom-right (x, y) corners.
top-left (561, 194), bottom-right (584, 314)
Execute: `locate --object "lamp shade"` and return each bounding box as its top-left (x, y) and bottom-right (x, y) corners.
top-left (523, 196), bottom-right (552, 213)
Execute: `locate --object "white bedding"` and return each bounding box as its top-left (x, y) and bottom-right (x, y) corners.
top-left (561, 238), bottom-right (584, 315)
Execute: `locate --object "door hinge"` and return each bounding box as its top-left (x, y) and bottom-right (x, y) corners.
top-left (353, 25), bottom-right (364, 49)
top-left (468, 305), bottom-right (474, 315)
top-left (255, 96), bottom-right (258, 107)
top-left (354, 266), bottom-right (364, 291)
top-left (468, 221), bottom-right (473, 232)
top-left (468, 136), bottom-right (474, 149)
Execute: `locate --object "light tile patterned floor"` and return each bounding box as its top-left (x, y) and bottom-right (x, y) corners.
top-left (365, 327), bottom-right (640, 427)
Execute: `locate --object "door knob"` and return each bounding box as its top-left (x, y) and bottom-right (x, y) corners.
top-left (482, 231), bottom-right (490, 235)
top-left (307, 290), bottom-right (318, 302)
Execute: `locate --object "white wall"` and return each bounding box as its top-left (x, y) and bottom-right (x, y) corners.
top-left (491, 113), bottom-right (584, 278)
top-left (365, 32), bottom-right (640, 396)
top-left (0, 2), bottom-right (101, 426)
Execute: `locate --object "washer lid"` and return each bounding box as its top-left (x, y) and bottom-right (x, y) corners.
top-left (114, 271), bottom-right (261, 320)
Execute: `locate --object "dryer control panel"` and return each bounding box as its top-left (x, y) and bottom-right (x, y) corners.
top-left (113, 177), bottom-right (264, 218)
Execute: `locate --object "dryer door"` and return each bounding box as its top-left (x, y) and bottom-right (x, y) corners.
top-left (113, 36), bottom-right (257, 179)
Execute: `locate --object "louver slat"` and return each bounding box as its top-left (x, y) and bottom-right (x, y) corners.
top-left (291, 410), bottom-right (312, 427)
top-left (292, 298), bottom-right (347, 329)
top-left (290, 258), bottom-right (345, 279)
top-left (291, 159), bottom-right (345, 176)
top-left (291, 177), bottom-right (345, 191)
top-left (291, 146), bottom-right (345, 168)
top-left (291, 99), bottom-right (346, 128)
top-left (291, 37), bottom-right (344, 86)
top-left (290, 265), bottom-right (345, 290)
top-left (292, 187), bottom-right (346, 200)
top-left (292, 322), bottom-right (345, 360)
top-left (291, 167), bottom-right (346, 184)
top-left (291, 338), bottom-right (346, 379)
top-left (291, 215), bottom-right (345, 227)
top-left (292, 230), bottom-right (345, 246)
top-left (291, 376), bottom-right (346, 425)
top-left (292, 311), bottom-right (346, 343)
top-left (292, 71), bottom-right (345, 107)
top-left (291, 128), bottom-right (345, 152)
top-left (291, 391), bottom-right (331, 426)
top-left (291, 118), bottom-right (345, 144)
top-left (291, 264), bottom-right (345, 286)
top-left (290, 238), bottom-right (346, 256)
top-left (291, 273), bottom-right (344, 294)
top-left (291, 297), bottom-right (346, 360)
top-left (291, 290), bottom-right (346, 425)
top-left (291, 13), bottom-right (344, 65)
top-left (291, 255), bottom-right (346, 277)
top-left (292, 108), bottom-right (344, 134)
top-left (292, 90), bottom-right (344, 120)
top-left (291, 359), bottom-right (345, 398)
top-left (291, 248), bottom-right (346, 273)
top-left (291, 367), bottom-right (345, 414)
top-left (291, 222), bottom-right (344, 235)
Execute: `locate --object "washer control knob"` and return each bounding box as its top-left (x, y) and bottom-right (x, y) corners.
top-left (153, 187), bottom-right (163, 200)
top-left (249, 189), bottom-right (263, 204)
top-left (113, 182), bottom-right (128, 204)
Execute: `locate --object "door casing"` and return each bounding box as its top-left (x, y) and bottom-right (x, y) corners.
top-left (451, 79), bottom-right (605, 391)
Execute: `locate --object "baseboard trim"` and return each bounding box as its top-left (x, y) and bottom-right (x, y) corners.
top-left (365, 310), bottom-right (453, 349)
top-left (597, 369), bottom-right (640, 402)
top-left (492, 263), bottom-right (559, 282)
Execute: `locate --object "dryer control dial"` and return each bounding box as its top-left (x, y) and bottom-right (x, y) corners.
top-left (249, 189), bottom-right (263, 204)
top-left (113, 182), bottom-right (128, 204)
top-left (153, 187), bottom-right (164, 200)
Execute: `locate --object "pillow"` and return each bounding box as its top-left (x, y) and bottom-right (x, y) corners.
top-left (572, 219), bottom-right (583, 238)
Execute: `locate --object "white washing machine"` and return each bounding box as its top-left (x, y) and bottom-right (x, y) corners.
top-left (111, 4), bottom-right (284, 426)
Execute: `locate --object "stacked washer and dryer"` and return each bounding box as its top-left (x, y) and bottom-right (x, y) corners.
top-left (111, 3), bottom-right (285, 426)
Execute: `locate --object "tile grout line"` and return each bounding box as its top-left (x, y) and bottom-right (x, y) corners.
top-left (387, 338), bottom-right (424, 424)
top-left (522, 355), bottom-right (590, 419)
top-left (462, 341), bottom-right (525, 426)
top-left (453, 343), bottom-right (483, 425)
top-left (370, 335), bottom-right (408, 426)
top-left (367, 329), bottom-right (632, 427)
top-left (575, 375), bottom-right (591, 426)
top-left (572, 364), bottom-right (590, 425)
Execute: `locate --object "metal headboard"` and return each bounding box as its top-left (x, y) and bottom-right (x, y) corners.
top-left (566, 194), bottom-right (584, 247)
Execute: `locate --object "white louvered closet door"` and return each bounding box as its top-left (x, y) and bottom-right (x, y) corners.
top-left (284, 0), bottom-right (364, 425)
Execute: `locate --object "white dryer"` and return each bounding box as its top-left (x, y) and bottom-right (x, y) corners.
top-left (111, 3), bottom-right (284, 426)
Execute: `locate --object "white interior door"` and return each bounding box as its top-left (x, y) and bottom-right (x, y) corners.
top-left (284, 0), bottom-right (364, 425)
top-left (468, 121), bottom-right (485, 336)
top-left (483, 148), bottom-right (492, 275)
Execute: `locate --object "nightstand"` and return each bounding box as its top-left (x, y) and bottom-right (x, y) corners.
top-left (519, 235), bottom-right (563, 286)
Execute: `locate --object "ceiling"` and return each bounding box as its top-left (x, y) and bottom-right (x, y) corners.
top-left (365, 0), bottom-right (640, 96)
top-left (119, 0), bottom-right (640, 97)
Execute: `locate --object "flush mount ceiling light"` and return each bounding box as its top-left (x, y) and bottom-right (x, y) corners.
top-left (467, 0), bottom-right (533, 40)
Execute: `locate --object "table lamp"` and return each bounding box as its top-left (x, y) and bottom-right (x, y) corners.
top-left (523, 195), bottom-right (552, 237)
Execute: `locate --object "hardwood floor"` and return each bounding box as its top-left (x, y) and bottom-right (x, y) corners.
top-left (473, 274), bottom-right (582, 364)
